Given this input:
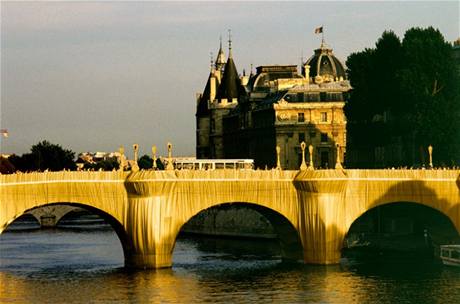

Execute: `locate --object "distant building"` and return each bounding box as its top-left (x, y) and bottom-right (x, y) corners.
top-left (196, 39), bottom-right (351, 169)
top-left (76, 151), bottom-right (122, 170)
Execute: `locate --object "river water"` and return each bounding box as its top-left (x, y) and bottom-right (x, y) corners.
top-left (1, 225), bottom-right (459, 303)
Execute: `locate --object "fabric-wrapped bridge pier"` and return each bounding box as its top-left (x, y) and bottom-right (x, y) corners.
top-left (1, 169), bottom-right (459, 269)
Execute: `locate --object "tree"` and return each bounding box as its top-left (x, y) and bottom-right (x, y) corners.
top-left (346, 27), bottom-right (460, 167)
top-left (9, 140), bottom-right (76, 171)
top-left (138, 155), bottom-right (165, 170)
top-left (138, 155), bottom-right (153, 169)
top-left (83, 158), bottom-right (119, 171)
top-left (0, 156), bottom-right (15, 174)
top-left (398, 27), bottom-right (460, 164)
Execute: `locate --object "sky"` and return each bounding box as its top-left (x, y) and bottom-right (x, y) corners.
top-left (1, 1), bottom-right (459, 158)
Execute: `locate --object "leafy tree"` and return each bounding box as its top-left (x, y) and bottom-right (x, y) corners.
top-left (138, 154), bottom-right (165, 170)
top-left (9, 140), bottom-right (76, 171)
top-left (346, 27), bottom-right (460, 167)
top-left (83, 158), bottom-right (119, 171)
top-left (398, 27), bottom-right (460, 164)
top-left (0, 157), bottom-right (15, 174)
top-left (138, 155), bottom-right (153, 169)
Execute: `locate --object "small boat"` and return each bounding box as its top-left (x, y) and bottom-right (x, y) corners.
top-left (440, 245), bottom-right (460, 267)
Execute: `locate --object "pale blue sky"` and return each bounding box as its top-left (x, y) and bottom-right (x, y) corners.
top-left (1, 1), bottom-right (459, 158)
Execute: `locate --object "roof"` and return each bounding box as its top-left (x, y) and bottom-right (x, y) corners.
top-left (215, 44), bottom-right (226, 68)
top-left (306, 45), bottom-right (346, 80)
top-left (196, 72), bottom-right (216, 116)
top-left (249, 65), bottom-right (302, 91)
top-left (216, 56), bottom-right (241, 100)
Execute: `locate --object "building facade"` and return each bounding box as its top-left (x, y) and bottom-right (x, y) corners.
top-left (196, 39), bottom-right (351, 169)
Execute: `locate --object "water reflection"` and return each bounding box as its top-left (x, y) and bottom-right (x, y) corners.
top-left (1, 229), bottom-right (459, 303)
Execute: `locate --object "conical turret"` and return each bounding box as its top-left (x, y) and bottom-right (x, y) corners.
top-left (216, 31), bottom-right (241, 100)
top-left (215, 36), bottom-right (226, 72)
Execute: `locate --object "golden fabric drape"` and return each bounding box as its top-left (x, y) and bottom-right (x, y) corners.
top-left (1, 169), bottom-right (459, 268)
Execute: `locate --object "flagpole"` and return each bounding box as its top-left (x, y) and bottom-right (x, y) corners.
top-left (321, 25), bottom-right (325, 47)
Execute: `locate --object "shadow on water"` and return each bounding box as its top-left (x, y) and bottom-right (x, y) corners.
top-left (342, 180), bottom-right (460, 272)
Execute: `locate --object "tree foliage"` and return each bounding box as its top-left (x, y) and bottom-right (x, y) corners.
top-left (346, 27), bottom-right (460, 167)
top-left (138, 155), bottom-right (153, 169)
top-left (82, 158), bottom-right (119, 171)
top-left (9, 140), bottom-right (76, 172)
top-left (138, 154), bottom-right (165, 170)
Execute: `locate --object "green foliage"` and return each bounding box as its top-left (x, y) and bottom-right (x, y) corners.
top-left (9, 140), bottom-right (76, 172)
top-left (137, 155), bottom-right (165, 170)
top-left (138, 155), bottom-right (153, 169)
top-left (83, 158), bottom-right (119, 171)
top-left (0, 157), bottom-right (16, 174)
top-left (346, 27), bottom-right (460, 167)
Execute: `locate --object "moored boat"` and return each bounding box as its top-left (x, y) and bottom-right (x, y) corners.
top-left (440, 245), bottom-right (460, 267)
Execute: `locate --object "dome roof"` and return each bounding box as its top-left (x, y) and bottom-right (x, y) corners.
top-left (305, 44), bottom-right (346, 82)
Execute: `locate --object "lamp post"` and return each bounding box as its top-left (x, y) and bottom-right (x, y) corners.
top-left (428, 145), bottom-right (433, 169)
top-left (152, 145), bottom-right (157, 170)
top-left (118, 146), bottom-right (125, 171)
top-left (308, 144), bottom-right (314, 170)
top-left (300, 142), bottom-right (307, 170)
top-left (132, 144), bottom-right (139, 172)
top-left (166, 142), bottom-right (174, 171)
top-left (335, 144), bottom-right (343, 169)
top-left (275, 146), bottom-right (281, 170)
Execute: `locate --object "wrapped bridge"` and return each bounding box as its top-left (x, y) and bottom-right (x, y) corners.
top-left (1, 169), bottom-right (459, 269)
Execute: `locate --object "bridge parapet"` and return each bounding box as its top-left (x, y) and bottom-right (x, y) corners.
top-left (0, 170), bottom-right (129, 184)
top-left (125, 169), bottom-right (299, 197)
top-left (294, 169), bottom-right (348, 193)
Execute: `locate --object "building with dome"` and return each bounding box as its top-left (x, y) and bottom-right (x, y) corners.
top-left (196, 39), bottom-right (351, 169)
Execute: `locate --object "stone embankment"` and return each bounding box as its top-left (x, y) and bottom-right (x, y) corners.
top-left (181, 205), bottom-right (277, 239)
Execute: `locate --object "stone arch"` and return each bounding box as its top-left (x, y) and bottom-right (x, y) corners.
top-left (346, 180), bottom-right (460, 237)
top-left (344, 201), bottom-right (460, 249)
top-left (2, 202), bottom-right (132, 263)
top-left (175, 202), bottom-right (304, 261)
top-left (26, 205), bottom-right (83, 228)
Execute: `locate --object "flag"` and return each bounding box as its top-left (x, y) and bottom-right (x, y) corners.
top-left (315, 26), bottom-right (323, 34)
top-left (0, 129), bottom-right (8, 138)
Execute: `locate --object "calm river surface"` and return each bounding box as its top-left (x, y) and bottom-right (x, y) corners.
top-left (1, 226), bottom-right (459, 303)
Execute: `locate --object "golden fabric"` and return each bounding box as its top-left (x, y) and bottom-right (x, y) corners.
top-left (1, 169), bottom-right (459, 268)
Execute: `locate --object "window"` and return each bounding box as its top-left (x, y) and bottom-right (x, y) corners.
top-left (298, 113), bottom-right (305, 122)
top-left (321, 133), bottom-right (328, 143)
top-left (310, 131), bottom-right (316, 139)
top-left (297, 93), bottom-right (304, 102)
top-left (307, 93), bottom-right (320, 102)
top-left (452, 250), bottom-right (459, 259)
top-left (321, 112), bottom-right (328, 122)
top-left (211, 119), bottom-right (215, 132)
top-left (299, 133), bottom-right (305, 144)
top-left (320, 92), bottom-right (327, 101)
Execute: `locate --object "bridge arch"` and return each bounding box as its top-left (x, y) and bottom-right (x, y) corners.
top-left (344, 201), bottom-right (460, 254)
top-left (345, 179), bottom-right (460, 238)
top-left (1, 202), bottom-right (133, 263)
top-left (176, 202), bottom-right (304, 261)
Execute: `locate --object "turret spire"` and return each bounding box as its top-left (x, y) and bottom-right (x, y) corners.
top-left (228, 29), bottom-right (233, 58)
top-left (215, 36), bottom-right (226, 72)
top-left (210, 51), bottom-right (214, 71)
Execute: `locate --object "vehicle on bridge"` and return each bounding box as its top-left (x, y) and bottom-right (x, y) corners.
top-left (174, 159), bottom-right (254, 170)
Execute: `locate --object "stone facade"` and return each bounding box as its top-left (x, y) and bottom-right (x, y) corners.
top-left (196, 40), bottom-right (351, 169)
